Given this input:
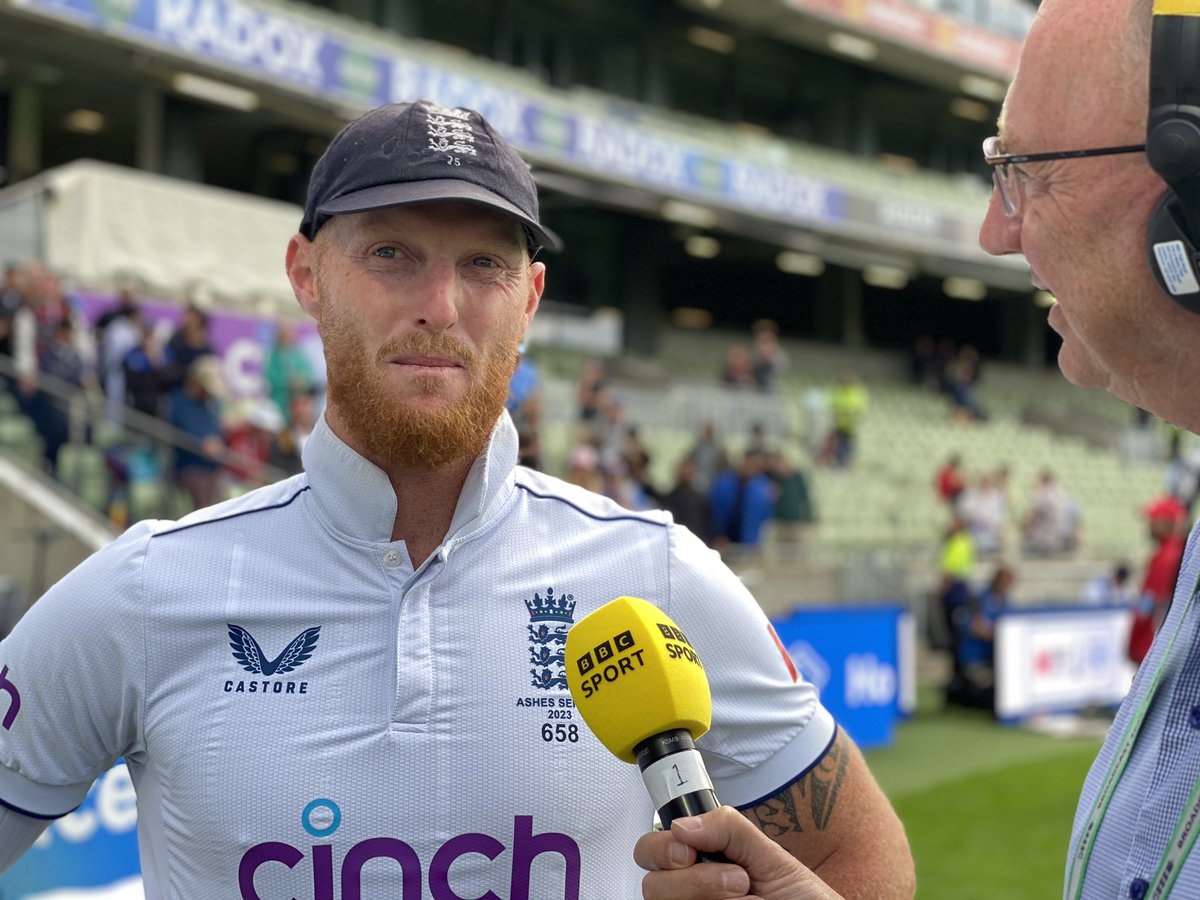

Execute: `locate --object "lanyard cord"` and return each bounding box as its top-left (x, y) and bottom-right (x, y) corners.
top-left (1148, 772), bottom-right (1200, 899)
top-left (1066, 564), bottom-right (1200, 900)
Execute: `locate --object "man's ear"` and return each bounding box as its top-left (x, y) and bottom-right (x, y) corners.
top-left (286, 233), bottom-right (321, 320)
top-left (524, 260), bottom-right (546, 331)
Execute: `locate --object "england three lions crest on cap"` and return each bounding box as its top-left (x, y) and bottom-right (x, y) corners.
top-left (526, 588), bottom-right (576, 691)
top-left (425, 104), bottom-right (478, 158)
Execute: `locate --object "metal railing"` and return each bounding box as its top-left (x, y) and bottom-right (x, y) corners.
top-left (0, 353), bottom-right (292, 523)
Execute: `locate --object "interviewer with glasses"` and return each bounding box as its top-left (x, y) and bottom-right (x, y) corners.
top-left (634, 0), bottom-right (1200, 897)
top-left (982, 135), bottom-right (1146, 218)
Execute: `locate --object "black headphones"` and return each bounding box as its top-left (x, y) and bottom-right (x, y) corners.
top-left (1147, 2), bottom-right (1200, 311)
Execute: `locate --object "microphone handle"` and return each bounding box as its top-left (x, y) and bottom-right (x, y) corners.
top-left (656, 787), bottom-right (730, 863)
top-left (635, 730), bottom-right (731, 864)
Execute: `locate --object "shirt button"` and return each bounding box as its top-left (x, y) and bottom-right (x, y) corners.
top-left (1130, 877), bottom-right (1149, 900)
top-left (1190, 705), bottom-right (1200, 729)
top-left (383, 549), bottom-right (402, 568)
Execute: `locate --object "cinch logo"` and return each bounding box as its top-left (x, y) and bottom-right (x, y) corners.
top-left (0, 665), bottom-right (21, 730)
top-left (225, 624), bottom-right (320, 695)
top-left (526, 588), bottom-right (576, 692)
top-left (238, 800), bottom-right (581, 899)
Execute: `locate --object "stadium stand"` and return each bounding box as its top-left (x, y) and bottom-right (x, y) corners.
top-left (526, 323), bottom-right (1168, 617)
top-left (0, 0), bottom-right (1160, 679)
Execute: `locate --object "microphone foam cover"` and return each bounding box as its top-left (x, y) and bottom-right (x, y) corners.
top-left (566, 596), bottom-right (712, 763)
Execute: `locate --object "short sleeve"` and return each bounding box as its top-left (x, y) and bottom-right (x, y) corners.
top-left (664, 524), bottom-right (836, 808)
top-left (0, 522), bottom-right (152, 817)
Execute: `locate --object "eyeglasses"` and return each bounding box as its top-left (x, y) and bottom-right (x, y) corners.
top-left (982, 135), bottom-right (1145, 218)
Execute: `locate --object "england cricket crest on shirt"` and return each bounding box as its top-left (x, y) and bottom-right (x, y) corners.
top-left (517, 589), bottom-right (581, 745)
top-left (526, 588), bottom-right (575, 690)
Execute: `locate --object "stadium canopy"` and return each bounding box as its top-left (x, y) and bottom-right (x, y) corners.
top-left (0, 159), bottom-right (302, 316)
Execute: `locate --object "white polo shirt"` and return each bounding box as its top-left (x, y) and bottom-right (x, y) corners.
top-left (0, 412), bottom-right (834, 899)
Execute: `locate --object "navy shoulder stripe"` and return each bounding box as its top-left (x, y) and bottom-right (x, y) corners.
top-left (0, 794), bottom-right (78, 820)
top-left (734, 726), bottom-right (840, 812)
top-left (516, 483), bottom-right (668, 527)
top-left (153, 485), bottom-right (311, 538)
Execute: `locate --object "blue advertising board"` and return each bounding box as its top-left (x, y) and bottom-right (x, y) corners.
top-left (770, 604), bottom-right (913, 749)
top-left (13, 0), bottom-right (847, 232)
top-left (0, 763), bottom-right (141, 899)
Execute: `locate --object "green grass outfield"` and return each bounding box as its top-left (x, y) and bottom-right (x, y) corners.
top-left (864, 692), bottom-right (1107, 900)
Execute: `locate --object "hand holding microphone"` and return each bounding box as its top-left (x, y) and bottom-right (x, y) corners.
top-left (635, 807), bottom-right (847, 900)
top-left (567, 597), bottom-right (849, 899)
top-left (565, 596), bottom-right (728, 861)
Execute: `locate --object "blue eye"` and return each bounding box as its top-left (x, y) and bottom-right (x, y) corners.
top-left (373, 247), bottom-right (398, 259)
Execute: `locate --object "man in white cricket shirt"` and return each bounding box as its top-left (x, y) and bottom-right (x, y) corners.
top-left (0, 100), bottom-right (912, 899)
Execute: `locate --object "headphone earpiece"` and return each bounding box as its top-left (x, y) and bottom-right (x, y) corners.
top-left (1147, 4), bottom-right (1200, 308)
top-left (1148, 194), bottom-right (1200, 310)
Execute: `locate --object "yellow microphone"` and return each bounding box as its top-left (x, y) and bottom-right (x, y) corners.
top-left (566, 596), bottom-right (727, 858)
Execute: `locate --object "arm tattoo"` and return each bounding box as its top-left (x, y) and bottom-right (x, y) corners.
top-left (746, 783), bottom-right (803, 838)
top-left (806, 730), bottom-right (849, 829)
top-left (744, 730), bottom-right (850, 837)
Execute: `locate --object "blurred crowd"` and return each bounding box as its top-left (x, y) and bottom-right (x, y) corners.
top-left (2, 261), bottom-right (819, 555)
top-left (0, 261), bottom-right (321, 524)
top-left (511, 353), bottom-right (818, 561)
top-left (934, 454), bottom-right (1083, 560)
top-left (1, 258), bottom-right (1186, 620)
top-left (720, 320), bottom-right (791, 393)
top-left (910, 335), bottom-right (987, 424)
top-left (931, 446), bottom-right (1190, 712)
top-left (722, 321), bottom-right (870, 471)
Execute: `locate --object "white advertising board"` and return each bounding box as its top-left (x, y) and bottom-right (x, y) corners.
top-left (995, 606), bottom-right (1136, 722)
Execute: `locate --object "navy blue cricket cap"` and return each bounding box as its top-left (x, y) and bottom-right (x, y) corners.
top-left (299, 100), bottom-right (562, 253)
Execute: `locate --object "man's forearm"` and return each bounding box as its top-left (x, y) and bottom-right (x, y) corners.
top-left (740, 731), bottom-right (915, 899)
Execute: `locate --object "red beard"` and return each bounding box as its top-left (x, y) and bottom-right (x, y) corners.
top-left (317, 290), bottom-right (521, 470)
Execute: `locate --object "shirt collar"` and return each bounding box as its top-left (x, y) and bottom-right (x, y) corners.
top-left (301, 410), bottom-right (519, 544)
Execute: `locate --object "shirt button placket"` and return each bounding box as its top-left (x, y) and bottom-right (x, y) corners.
top-left (1189, 704), bottom-right (1200, 730)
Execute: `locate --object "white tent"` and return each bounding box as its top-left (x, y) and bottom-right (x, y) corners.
top-left (0, 160), bottom-right (303, 316)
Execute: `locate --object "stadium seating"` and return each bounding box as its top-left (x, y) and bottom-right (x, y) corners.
top-left (0, 410), bottom-right (42, 469)
top-left (55, 442), bottom-right (111, 514)
top-left (531, 330), bottom-right (1167, 609)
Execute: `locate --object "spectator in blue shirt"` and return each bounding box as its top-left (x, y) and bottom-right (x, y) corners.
top-left (709, 452), bottom-right (777, 556)
top-left (948, 563), bottom-right (1014, 712)
top-left (169, 355), bottom-right (225, 511)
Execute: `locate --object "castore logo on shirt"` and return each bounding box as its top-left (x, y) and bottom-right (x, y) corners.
top-left (224, 624), bottom-right (321, 696)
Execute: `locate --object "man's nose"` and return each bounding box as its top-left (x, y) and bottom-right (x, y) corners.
top-left (979, 188), bottom-right (1022, 258)
top-left (413, 262), bottom-right (459, 332)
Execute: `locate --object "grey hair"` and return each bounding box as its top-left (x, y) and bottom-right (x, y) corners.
top-left (1114, 0), bottom-right (1153, 117)
top-left (1127, 0), bottom-right (1153, 70)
